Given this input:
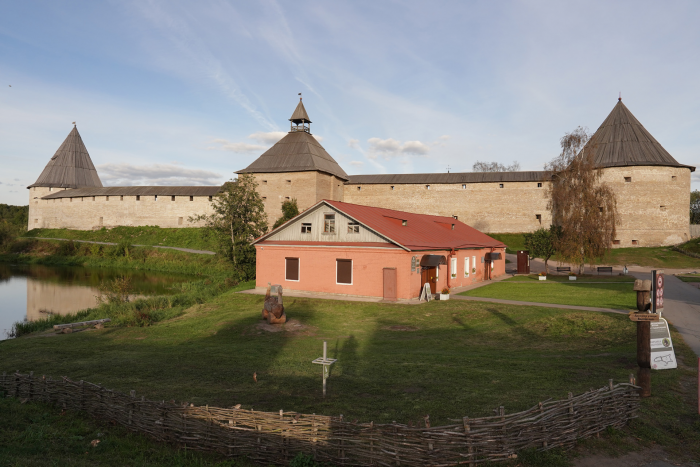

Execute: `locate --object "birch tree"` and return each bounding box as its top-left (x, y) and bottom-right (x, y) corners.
top-left (546, 127), bottom-right (618, 274)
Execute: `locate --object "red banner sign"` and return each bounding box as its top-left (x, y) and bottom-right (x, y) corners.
top-left (652, 270), bottom-right (664, 313)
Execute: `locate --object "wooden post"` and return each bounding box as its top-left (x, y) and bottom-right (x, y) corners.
top-left (637, 322), bottom-right (651, 397)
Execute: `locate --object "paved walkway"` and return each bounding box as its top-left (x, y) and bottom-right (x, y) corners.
top-left (450, 294), bottom-right (630, 315)
top-left (31, 237), bottom-right (216, 255)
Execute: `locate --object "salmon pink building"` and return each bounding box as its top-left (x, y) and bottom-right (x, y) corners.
top-left (253, 200), bottom-right (506, 300)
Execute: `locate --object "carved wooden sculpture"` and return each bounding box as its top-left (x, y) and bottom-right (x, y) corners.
top-left (262, 283), bottom-right (286, 324)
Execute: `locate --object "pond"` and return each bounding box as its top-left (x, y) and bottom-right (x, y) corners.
top-left (0, 263), bottom-right (194, 340)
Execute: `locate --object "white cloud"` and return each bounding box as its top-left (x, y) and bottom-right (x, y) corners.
top-left (313, 134), bottom-right (324, 142)
top-left (348, 138), bottom-right (360, 149)
top-left (367, 137), bottom-right (430, 159)
top-left (210, 139), bottom-right (266, 153)
top-left (349, 161), bottom-right (364, 167)
top-left (248, 131), bottom-right (287, 145)
top-left (97, 163), bottom-right (224, 186)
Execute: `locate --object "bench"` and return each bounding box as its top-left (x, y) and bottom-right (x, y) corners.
top-left (597, 267), bottom-right (613, 275)
top-left (556, 267), bottom-right (571, 274)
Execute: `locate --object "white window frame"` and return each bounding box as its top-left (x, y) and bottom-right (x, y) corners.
top-left (451, 258), bottom-right (457, 278)
top-left (285, 257), bottom-right (300, 282)
top-left (464, 257), bottom-right (470, 277)
top-left (336, 259), bottom-right (353, 285)
top-left (347, 222), bottom-right (360, 234)
top-left (301, 223), bottom-right (312, 234)
top-left (472, 256), bottom-right (476, 275)
top-left (324, 213), bottom-right (336, 233)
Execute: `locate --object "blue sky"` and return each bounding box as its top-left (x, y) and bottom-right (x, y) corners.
top-left (1, 0), bottom-right (698, 205)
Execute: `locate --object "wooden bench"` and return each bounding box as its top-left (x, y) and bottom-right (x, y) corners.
top-left (53, 318), bottom-right (111, 334)
top-left (556, 267), bottom-right (571, 274)
top-left (597, 267), bottom-right (613, 275)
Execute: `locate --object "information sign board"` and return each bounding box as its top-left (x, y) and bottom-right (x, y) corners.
top-left (652, 270), bottom-right (664, 314)
top-left (650, 318), bottom-right (676, 370)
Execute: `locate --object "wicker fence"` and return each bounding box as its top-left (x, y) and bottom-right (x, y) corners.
top-left (1, 372), bottom-right (639, 466)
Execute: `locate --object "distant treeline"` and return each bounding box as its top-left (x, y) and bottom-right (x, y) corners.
top-left (0, 204), bottom-right (29, 228)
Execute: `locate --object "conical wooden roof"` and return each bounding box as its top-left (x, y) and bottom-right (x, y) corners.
top-left (237, 130), bottom-right (349, 180)
top-left (585, 100), bottom-right (694, 170)
top-left (290, 100), bottom-right (311, 123)
top-left (30, 126), bottom-right (103, 188)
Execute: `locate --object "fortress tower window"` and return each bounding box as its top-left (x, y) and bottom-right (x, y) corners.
top-left (348, 222), bottom-right (360, 233)
top-left (324, 213), bottom-right (335, 233)
top-left (106, 196), bottom-right (109, 201)
top-left (391, 186), bottom-right (394, 190)
top-left (672, 176), bottom-right (677, 181)
top-left (262, 196), bottom-right (267, 200)
top-left (49, 187), bottom-right (52, 192)
top-left (120, 195), bottom-right (123, 201)
top-left (660, 206), bottom-right (666, 211)
top-left (462, 184), bottom-right (466, 189)
top-left (189, 196), bottom-right (193, 201)
top-left (599, 207), bottom-right (603, 212)
top-left (209, 196), bottom-right (213, 201)
top-left (536, 214), bottom-right (542, 224)
top-left (92, 196), bottom-right (95, 201)
top-left (262, 180), bottom-right (268, 185)
top-left (613, 240), bottom-right (621, 245)
top-left (632, 240), bottom-right (638, 245)
top-left (537, 182), bottom-right (542, 187)
top-left (301, 223), bottom-right (312, 234)
top-left (624, 177), bottom-right (631, 183)
top-left (453, 215), bottom-right (458, 220)
top-left (285, 197), bottom-right (290, 200)
top-left (136, 196), bottom-right (140, 201)
top-left (426, 185), bottom-right (430, 190)
top-left (499, 184), bottom-right (504, 188)
top-left (155, 195), bottom-right (158, 201)
top-left (357, 186), bottom-right (361, 191)
top-left (171, 195), bottom-right (175, 201)
top-left (286, 180), bottom-right (291, 185)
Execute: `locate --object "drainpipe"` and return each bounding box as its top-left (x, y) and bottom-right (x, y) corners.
top-left (488, 247), bottom-right (494, 280)
top-left (447, 249), bottom-right (455, 289)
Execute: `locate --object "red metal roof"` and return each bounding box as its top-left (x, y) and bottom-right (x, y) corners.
top-left (323, 200), bottom-right (505, 251)
top-left (256, 240), bottom-right (400, 248)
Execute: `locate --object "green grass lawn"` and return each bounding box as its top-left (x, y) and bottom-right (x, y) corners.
top-left (460, 282), bottom-right (636, 309)
top-left (486, 233), bottom-right (526, 254)
top-left (1, 292), bottom-right (698, 463)
top-left (504, 274), bottom-right (635, 283)
top-left (676, 274), bottom-right (700, 282)
top-left (24, 226), bottom-right (216, 252)
top-left (590, 246), bottom-right (700, 269)
top-left (678, 237), bottom-right (700, 255)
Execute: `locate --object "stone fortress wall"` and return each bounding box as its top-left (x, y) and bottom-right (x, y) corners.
top-left (28, 186), bottom-right (214, 230)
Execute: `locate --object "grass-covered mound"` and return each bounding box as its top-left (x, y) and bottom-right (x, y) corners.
top-left (24, 226), bottom-right (216, 252)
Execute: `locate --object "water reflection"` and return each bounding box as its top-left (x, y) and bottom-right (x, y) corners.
top-left (0, 263), bottom-right (193, 340)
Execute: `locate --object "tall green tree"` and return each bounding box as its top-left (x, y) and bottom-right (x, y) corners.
top-left (190, 174), bottom-right (267, 280)
top-left (691, 189), bottom-right (700, 224)
top-left (273, 198), bottom-right (299, 229)
top-left (523, 226), bottom-right (560, 274)
top-left (546, 127), bottom-right (618, 274)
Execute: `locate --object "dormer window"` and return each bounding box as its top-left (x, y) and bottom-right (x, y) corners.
top-left (324, 213), bottom-right (335, 233)
top-left (301, 223), bottom-right (312, 234)
top-left (348, 222), bottom-right (360, 234)
top-left (402, 220), bottom-right (407, 226)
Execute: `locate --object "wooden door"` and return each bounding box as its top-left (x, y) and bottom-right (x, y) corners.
top-left (420, 267), bottom-right (437, 295)
top-left (383, 268), bottom-right (397, 301)
top-left (517, 251), bottom-right (530, 274)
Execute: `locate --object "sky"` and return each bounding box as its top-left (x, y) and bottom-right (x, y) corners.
top-left (1, 0), bottom-right (699, 206)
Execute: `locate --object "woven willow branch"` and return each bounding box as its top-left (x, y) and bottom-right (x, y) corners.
top-left (0, 372), bottom-right (639, 466)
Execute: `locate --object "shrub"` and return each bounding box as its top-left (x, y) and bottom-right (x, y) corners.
top-left (56, 240), bottom-right (77, 256)
top-left (89, 243), bottom-right (103, 256)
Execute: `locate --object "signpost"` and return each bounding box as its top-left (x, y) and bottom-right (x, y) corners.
top-left (652, 270), bottom-right (664, 314)
top-left (312, 341), bottom-right (337, 397)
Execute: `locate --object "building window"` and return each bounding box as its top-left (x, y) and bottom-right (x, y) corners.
top-left (262, 196), bottom-right (267, 200)
top-left (451, 224), bottom-right (455, 230)
top-left (262, 180), bottom-right (267, 185)
top-left (537, 182), bottom-right (542, 188)
top-left (155, 195), bottom-right (158, 201)
top-left (49, 187), bottom-right (52, 192)
top-left (632, 240), bottom-right (638, 245)
top-left (120, 195), bottom-right (124, 201)
top-left (453, 215), bottom-right (458, 220)
top-left (301, 223), bottom-right (312, 234)
top-left (672, 176), bottom-right (677, 181)
top-left (499, 184), bottom-right (504, 188)
top-left (324, 213), bottom-right (335, 233)
top-left (105, 196), bottom-right (109, 201)
top-left (171, 195), bottom-right (175, 201)
top-left (336, 259), bottom-right (352, 285)
top-left (209, 196), bottom-right (213, 201)
top-left (613, 240), bottom-right (621, 245)
top-left (391, 186), bottom-right (395, 190)
top-left (92, 196), bottom-right (95, 201)
top-left (286, 180), bottom-right (291, 185)
top-left (451, 258), bottom-right (457, 278)
top-left (464, 257), bottom-right (470, 277)
top-left (136, 195), bottom-right (140, 201)
top-left (357, 186), bottom-right (361, 191)
top-left (624, 177), bottom-right (631, 183)
top-left (462, 184), bottom-right (466, 189)
top-left (285, 257), bottom-right (300, 281)
top-left (599, 207), bottom-right (603, 213)
top-left (426, 185), bottom-right (430, 190)
top-left (189, 196), bottom-right (193, 201)
top-left (178, 217), bottom-right (183, 225)
top-left (536, 214), bottom-right (542, 224)
top-left (348, 222), bottom-right (360, 234)
top-left (285, 197), bottom-right (290, 200)
top-left (660, 206), bottom-right (666, 211)
top-left (401, 219), bottom-right (407, 226)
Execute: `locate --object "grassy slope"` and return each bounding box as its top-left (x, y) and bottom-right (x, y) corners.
top-left (460, 282), bottom-right (637, 309)
top-left (24, 226), bottom-right (216, 252)
top-left (1, 293), bottom-right (698, 462)
top-left (486, 233), bottom-right (527, 253)
top-left (0, 397), bottom-right (254, 467)
top-left (678, 236), bottom-right (700, 255)
top-left (504, 274), bottom-right (635, 283)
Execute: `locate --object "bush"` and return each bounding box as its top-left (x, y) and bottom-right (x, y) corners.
top-left (56, 240), bottom-right (77, 256)
top-left (89, 243), bottom-right (103, 256)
